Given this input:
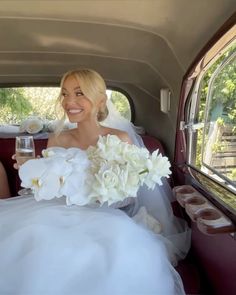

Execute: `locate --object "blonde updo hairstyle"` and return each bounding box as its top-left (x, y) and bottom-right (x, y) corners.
top-left (57, 69), bottom-right (109, 128)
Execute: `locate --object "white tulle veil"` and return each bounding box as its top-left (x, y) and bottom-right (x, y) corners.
top-left (101, 99), bottom-right (191, 264)
top-left (101, 99), bottom-right (145, 147)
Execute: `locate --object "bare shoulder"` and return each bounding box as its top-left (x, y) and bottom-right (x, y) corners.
top-left (47, 130), bottom-right (73, 148)
top-left (103, 127), bottom-right (132, 144)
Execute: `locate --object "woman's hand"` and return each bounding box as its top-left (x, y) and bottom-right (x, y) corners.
top-left (12, 154), bottom-right (20, 170)
top-left (12, 154), bottom-right (40, 170)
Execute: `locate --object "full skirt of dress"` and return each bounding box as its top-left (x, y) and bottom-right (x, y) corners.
top-left (0, 196), bottom-right (185, 295)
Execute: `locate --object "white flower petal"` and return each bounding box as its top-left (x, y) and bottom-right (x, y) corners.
top-left (19, 158), bottom-right (48, 188)
top-left (37, 174), bottom-right (61, 200)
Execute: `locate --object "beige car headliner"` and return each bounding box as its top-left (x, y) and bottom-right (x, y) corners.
top-left (0, 0), bottom-right (234, 82)
top-left (0, 0), bottom-right (235, 157)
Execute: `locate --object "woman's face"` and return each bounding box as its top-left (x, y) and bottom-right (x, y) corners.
top-left (61, 75), bottom-right (96, 123)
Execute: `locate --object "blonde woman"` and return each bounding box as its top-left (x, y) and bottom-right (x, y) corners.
top-left (2, 69), bottom-right (187, 295)
top-left (0, 161), bottom-right (10, 198)
top-left (47, 69), bottom-right (132, 149)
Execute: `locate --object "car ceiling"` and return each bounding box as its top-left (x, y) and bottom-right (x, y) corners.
top-left (0, 0), bottom-right (235, 158)
top-left (0, 0), bottom-right (235, 83)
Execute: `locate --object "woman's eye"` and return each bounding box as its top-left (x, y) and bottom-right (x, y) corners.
top-left (75, 91), bottom-right (84, 96)
top-left (61, 93), bottom-right (68, 97)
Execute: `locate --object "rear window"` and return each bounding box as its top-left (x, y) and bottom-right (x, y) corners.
top-left (0, 88), bottom-right (132, 125)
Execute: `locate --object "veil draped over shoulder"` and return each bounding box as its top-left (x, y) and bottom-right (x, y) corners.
top-left (101, 100), bottom-right (191, 264)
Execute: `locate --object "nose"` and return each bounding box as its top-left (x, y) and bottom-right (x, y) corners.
top-left (63, 94), bottom-right (79, 103)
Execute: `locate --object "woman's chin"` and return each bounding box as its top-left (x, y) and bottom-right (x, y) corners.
top-left (67, 115), bottom-right (82, 123)
top-left (68, 118), bottom-right (79, 123)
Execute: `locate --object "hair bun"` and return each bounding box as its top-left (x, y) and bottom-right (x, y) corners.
top-left (97, 105), bottom-right (109, 122)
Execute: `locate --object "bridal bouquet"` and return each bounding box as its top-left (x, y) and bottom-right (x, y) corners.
top-left (19, 135), bottom-right (171, 206)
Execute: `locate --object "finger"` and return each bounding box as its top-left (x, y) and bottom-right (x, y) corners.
top-left (12, 154), bottom-right (16, 160)
top-left (13, 163), bottom-right (20, 170)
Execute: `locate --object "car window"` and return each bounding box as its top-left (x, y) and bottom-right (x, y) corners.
top-left (0, 88), bottom-right (132, 125)
top-left (106, 89), bottom-right (132, 121)
top-left (0, 87), bottom-right (60, 124)
top-left (187, 40), bottom-right (236, 211)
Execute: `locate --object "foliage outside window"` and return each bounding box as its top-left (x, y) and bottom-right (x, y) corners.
top-left (107, 89), bottom-right (131, 121)
top-left (0, 88), bottom-right (60, 124)
top-left (190, 42), bottom-right (236, 210)
top-left (0, 88), bottom-right (131, 125)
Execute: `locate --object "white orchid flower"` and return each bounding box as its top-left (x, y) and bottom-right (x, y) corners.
top-left (42, 147), bottom-right (67, 158)
top-left (63, 171), bottom-right (90, 206)
top-left (34, 173), bottom-right (61, 201)
top-left (19, 158), bottom-right (48, 189)
top-left (19, 156), bottom-right (73, 201)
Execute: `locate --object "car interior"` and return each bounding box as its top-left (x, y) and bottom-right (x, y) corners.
top-left (0, 1), bottom-right (235, 294)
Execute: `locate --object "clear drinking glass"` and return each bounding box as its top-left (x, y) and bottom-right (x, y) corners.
top-left (15, 135), bottom-right (35, 166)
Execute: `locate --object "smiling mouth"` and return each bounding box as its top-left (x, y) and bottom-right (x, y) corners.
top-left (67, 109), bottom-right (83, 114)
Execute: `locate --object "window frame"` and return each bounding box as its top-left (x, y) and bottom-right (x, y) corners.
top-left (184, 41), bottom-right (236, 216)
top-left (186, 42), bottom-right (236, 188)
top-left (201, 49), bottom-right (236, 187)
top-left (174, 19), bottom-right (236, 219)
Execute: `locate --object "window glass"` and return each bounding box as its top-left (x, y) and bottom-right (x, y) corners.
top-left (201, 50), bottom-right (236, 183)
top-left (107, 89), bottom-right (132, 121)
top-left (188, 41), bottom-right (236, 210)
top-left (0, 87), bottom-right (60, 124)
top-left (0, 87), bottom-right (131, 124)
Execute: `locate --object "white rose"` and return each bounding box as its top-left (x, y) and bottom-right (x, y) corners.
top-left (125, 171), bottom-right (140, 197)
top-left (123, 145), bottom-right (149, 171)
top-left (24, 117), bottom-right (44, 134)
top-left (89, 163), bottom-right (123, 205)
top-left (97, 135), bottom-right (124, 162)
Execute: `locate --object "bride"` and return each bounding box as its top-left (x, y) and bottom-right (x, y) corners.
top-left (0, 69), bottom-right (189, 295)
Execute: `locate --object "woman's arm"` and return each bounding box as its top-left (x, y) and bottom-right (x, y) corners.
top-left (0, 161), bottom-right (11, 198)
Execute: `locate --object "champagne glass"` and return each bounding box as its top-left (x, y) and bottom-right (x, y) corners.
top-left (15, 136), bottom-right (35, 166)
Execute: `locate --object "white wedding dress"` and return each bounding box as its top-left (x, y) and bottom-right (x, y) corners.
top-left (0, 152), bottom-right (189, 295)
top-left (0, 191), bottom-right (186, 295)
top-left (0, 104), bottom-right (190, 294)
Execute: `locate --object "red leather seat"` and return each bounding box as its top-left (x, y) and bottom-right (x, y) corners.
top-left (141, 134), bottom-right (165, 155)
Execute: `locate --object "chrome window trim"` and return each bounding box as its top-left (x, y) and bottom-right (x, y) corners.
top-left (185, 39), bottom-right (236, 203)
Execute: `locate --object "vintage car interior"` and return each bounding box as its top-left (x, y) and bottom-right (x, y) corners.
top-left (0, 1), bottom-right (235, 294)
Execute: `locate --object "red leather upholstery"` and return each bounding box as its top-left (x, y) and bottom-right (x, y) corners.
top-left (141, 134), bottom-right (165, 155)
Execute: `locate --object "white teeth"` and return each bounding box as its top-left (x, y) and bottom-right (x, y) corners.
top-left (68, 109), bottom-right (83, 114)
